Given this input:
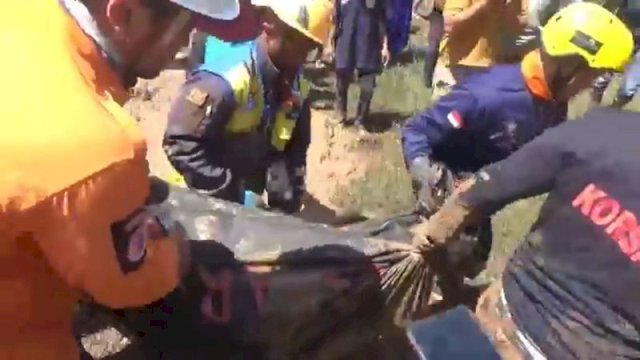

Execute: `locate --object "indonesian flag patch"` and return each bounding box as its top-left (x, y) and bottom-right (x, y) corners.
top-left (447, 110), bottom-right (464, 129)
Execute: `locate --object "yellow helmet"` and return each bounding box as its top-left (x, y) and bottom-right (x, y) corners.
top-left (255, 0), bottom-right (333, 45)
top-left (541, 2), bottom-right (634, 72)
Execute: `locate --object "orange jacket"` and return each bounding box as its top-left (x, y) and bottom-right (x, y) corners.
top-left (0, 1), bottom-right (181, 358)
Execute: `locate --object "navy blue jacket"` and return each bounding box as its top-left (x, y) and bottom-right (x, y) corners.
top-left (402, 63), bottom-right (568, 174)
top-left (164, 41), bottom-right (310, 198)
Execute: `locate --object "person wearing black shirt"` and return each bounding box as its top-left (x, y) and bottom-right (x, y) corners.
top-left (413, 107), bottom-right (640, 359)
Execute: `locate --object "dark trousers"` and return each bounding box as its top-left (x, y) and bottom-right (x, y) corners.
top-left (424, 10), bottom-right (444, 87)
top-left (335, 70), bottom-right (377, 122)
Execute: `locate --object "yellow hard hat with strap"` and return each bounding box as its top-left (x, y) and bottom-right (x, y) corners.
top-left (541, 2), bottom-right (634, 72)
top-left (257, 0), bottom-right (333, 45)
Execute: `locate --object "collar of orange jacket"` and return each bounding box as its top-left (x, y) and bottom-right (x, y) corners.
top-left (65, 12), bottom-right (128, 105)
top-left (521, 50), bottom-right (553, 101)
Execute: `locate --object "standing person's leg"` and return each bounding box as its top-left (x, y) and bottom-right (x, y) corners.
top-left (354, 71), bottom-right (377, 126)
top-left (424, 11), bottom-right (444, 87)
top-left (334, 69), bottom-right (353, 125)
top-left (612, 50), bottom-right (640, 108)
top-left (591, 72), bottom-right (613, 104)
top-left (333, 11), bottom-right (356, 126)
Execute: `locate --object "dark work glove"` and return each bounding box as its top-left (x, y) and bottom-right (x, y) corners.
top-left (222, 133), bottom-right (269, 176)
top-left (409, 156), bottom-right (444, 186)
top-left (409, 156), bottom-right (451, 215)
top-left (266, 160), bottom-right (306, 214)
top-left (266, 159), bottom-right (294, 207)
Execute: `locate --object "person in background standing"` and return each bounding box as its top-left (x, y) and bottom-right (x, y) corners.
top-left (416, 0), bottom-right (446, 87)
top-left (333, 0), bottom-right (391, 127)
top-left (387, 0), bottom-right (415, 59)
top-left (431, 0), bottom-right (529, 100)
top-left (591, 0), bottom-right (640, 107)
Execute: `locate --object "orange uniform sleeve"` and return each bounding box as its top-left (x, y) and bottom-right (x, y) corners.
top-left (33, 163), bottom-right (182, 309)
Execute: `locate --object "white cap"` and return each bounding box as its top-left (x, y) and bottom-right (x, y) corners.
top-left (170, 0), bottom-right (241, 21)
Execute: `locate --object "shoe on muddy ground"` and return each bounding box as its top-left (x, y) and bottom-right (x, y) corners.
top-left (327, 111), bottom-right (350, 126)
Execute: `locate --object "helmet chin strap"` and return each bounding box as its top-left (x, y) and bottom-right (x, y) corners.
top-left (549, 57), bottom-right (583, 101)
top-left (548, 73), bottom-right (565, 100)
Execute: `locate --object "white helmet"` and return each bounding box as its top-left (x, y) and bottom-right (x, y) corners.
top-left (170, 0), bottom-right (241, 20)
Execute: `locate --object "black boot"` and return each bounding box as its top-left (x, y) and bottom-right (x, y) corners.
top-left (333, 72), bottom-right (350, 125)
top-left (423, 50), bottom-right (438, 87)
top-left (354, 94), bottom-right (372, 127)
top-left (354, 73), bottom-right (375, 127)
top-left (334, 96), bottom-right (348, 125)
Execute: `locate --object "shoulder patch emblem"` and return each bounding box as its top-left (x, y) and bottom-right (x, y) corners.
top-left (186, 87), bottom-right (209, 107)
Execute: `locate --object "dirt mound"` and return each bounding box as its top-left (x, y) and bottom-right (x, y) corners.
top-left (126, 69), bottom-right (185, 182)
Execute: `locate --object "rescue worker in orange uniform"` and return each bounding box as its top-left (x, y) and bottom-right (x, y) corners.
top-left (0, 0), bottom-right (255, 358)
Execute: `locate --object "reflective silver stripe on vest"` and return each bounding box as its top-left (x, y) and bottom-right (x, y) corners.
top-left (499, 289), bottom-right (548, 360)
